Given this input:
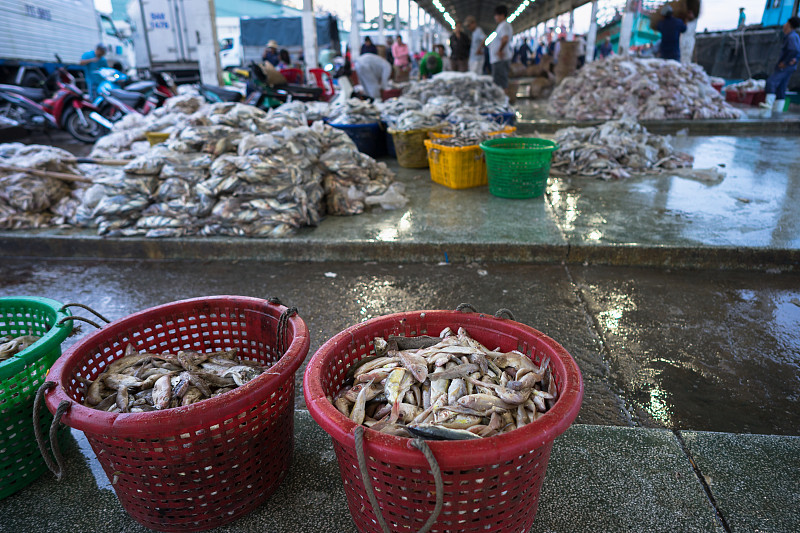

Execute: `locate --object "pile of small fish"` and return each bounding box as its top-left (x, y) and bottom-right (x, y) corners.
top-left (708, 76), bottom-right (725, 86)
top-left (326, 98), bottom-right (381, 125)
top-left (330, 327), bottom-right (557, 440)
top-left (0, 334), bottom-right (40, 362)
top-left (549, 57), bottom-right (742, 120)
top-left (551, 118), bottom-right (694, 180)
top-left (0, 144), bottom-right (84, 229)
top-left (82, 345), bottom-right (268, 413)
top-left (390, 110), bottom-right (443, 132)
top-left (62, 96), bottom-right (402, 237)
top-left (725, 79), bottom-right (766, 93)
top-left (403, 72), bottom-right (510, 109)
top-left (421, 95), bottom-right (464, 117)
top-left (376, 96), bottom-right (423, 126)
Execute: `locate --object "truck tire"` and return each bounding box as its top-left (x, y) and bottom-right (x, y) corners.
top-left (63, 108), bottom-right (103, 143)
top-left (21, 71), bottom-right (46, 88)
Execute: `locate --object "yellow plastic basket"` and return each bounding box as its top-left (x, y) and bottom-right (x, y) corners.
top-left (424, 139), bottom-right (487, 189)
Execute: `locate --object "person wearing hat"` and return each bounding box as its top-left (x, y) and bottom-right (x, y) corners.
top-left (656, 5), bottom-right (692, 62)
top-left (80, 43), bottom-right (109, 97)
top-left (263, 40), bottom-right (280, 66)
top-left (761, 16), bottom-right (800, 117)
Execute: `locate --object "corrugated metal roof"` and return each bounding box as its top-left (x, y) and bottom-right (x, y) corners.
top-left (415, 0), bottom-right (593, 35)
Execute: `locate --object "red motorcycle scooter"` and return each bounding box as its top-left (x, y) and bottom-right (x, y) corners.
top-left (0, 67), bottom-right (104, 143)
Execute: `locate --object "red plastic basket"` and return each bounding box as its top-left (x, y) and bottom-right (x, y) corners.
top-left (725, 89), bottom-right (766, 106)
top-left (304, 309), bottom-right (583, 533)
top-left (42, 296), bottom-right (309, 532)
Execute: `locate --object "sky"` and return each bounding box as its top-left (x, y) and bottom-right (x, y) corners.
top-left (96, 0), bottom-right (770, 34)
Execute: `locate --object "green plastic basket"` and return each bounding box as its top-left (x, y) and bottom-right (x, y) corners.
top-left (0, 297), bottom-right (72, 500)
top-left (480, 137), bottom-right (559, 199)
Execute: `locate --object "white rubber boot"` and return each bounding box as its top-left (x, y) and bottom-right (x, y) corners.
top-left (774, 99), bottom-right (785, 113)
top-left (760, 93), bottom-right (776, 118)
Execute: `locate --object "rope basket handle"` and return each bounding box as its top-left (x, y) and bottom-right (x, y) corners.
top-left (354, 426), bottom-right (443, 533)
top-left (455, 303), bottom-right (479, 313)
top-left (33, 381), bottom-right (69, 481)
top-left (493, 308), bottom-right (516, 321)
top-left (268, 297), bottom-right (297, 358)
top-left (56, 303), bottom-right (111, 330)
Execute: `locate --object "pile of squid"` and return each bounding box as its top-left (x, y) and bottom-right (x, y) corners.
top-left (331, 327), bottom-right (557, 441)
top-left (82, 345), bottom-right (268, 413)
top-left (549, 57), bottom-right (742, 120)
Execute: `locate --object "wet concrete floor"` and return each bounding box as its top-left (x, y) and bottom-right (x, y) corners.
top-left (11, 131), bottom-right (800, 261)
top-left (2, 259), bottom-right (798, 435)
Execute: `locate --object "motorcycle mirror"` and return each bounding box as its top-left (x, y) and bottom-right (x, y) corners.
top-left (55, 54), bottom-right (63, 63)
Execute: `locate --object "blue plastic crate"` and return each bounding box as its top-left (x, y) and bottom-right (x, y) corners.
top-left (482, 112), bottom-right (516, 126)
top-left (327, 122), bottom-right (386, 158)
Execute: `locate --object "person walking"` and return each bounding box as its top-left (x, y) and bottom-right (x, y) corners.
top-left (449, 22), bottom-right (471, 72)
top-left (465, 16), bottom-right (486, 75)
top-left (391, 35), bottom-right (411, 82)
top-left (737, 8), bottom-right (746, 30)
top-left (354, 53), bottom-right (392, 100)
top-left (761, 16), bottom-right (800, 116)
top-left (489, 5), bottom-right (513, 89)
top-left (576, 34), bottom-right (587, 68)
top-left (516, 37), bottom-right (531, 66)
top-left (361, 37), bottom-right (378, 55)
top-left (385, 36), bottom-right (395, 71)
top-left (657, 5), bottom-right (689, 61)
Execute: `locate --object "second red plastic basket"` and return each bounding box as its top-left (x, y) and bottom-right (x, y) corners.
top-left (41, 296), bottom-right (309, 532)
top-left (304, 309), bottom-right (583, 533)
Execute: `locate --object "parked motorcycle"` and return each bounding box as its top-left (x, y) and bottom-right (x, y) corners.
top-left (92, 70), bottom-right (177, 128)
top-left (0, 67), bottom-right (104, 143)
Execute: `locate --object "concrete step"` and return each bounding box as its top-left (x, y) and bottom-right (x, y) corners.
top-left (1, 412), bottom-right (797, 532)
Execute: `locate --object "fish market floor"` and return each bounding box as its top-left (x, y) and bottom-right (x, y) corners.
top-left (1, 412), bottom-right (797, 532)
top-left (1, 258), bottom-right (798, 530)
top-left (5, 132), bottom-right (800, 270)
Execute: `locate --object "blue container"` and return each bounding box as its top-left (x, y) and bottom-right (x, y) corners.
top-left (327, 122), bottom-right (386, 158)
top-left (384, 125), bottom-right (396, 157)
top-left (482, 112), bottom-right (516, 126)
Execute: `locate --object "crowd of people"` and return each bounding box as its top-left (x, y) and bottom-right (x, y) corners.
top-left (254, 4), bottom-right (800, 114)
top-left (341, 5), bottom-right (520, 96)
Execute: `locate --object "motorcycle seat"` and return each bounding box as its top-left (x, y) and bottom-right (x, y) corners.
top-left (0, 84), bottom-right (47, 102)
top-left (109, 88), bottom-right (146, 107)
top-left (124, 80), bottom-right (157, 93)
top-left (200, 84), bottom-right (242, 102)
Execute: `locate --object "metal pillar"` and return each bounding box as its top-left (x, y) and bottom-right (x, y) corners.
top-left (302, 0), bottom-right (318, 70)
top-left (194, 0), bottom-right (222, 86)
top-left (378, 0), bottom-right (385, 43)
top-left (396, 0), bottom-right (400, 34)
top-left (586, 0), bottom-right (598, 62)
top-left (618, 0), bottom-right (637, 55)
top-left (350, 0), bottom-right (361, 61)
top-left (408, 0), bottom-right (412, 51)
top-left (680, 19), bottom-right (698, 63)
top-left (568, 9), bottom-right (575, 40)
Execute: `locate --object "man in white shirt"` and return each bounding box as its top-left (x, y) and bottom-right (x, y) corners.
top-left (489, 5), bottom-right (513, 88)
top-left (465, 16), bottom-right (486, 75)
top-left (354, 53), bottom-right (392, 100)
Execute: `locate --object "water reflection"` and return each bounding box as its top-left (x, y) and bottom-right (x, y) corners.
top-left (646, 384), bottom-right (673, 426)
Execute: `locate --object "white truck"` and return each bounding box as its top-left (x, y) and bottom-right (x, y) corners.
top-left (127, 0), bottom-right (221, 84)
top-left (0, 0), bottom-right (133, 86)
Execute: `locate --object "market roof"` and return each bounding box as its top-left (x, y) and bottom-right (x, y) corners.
top-left (415, 0), bottom-right (593, 35)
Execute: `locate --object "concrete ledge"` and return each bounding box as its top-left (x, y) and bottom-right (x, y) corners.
top-left (680, 431), bottom-right (800, 533)
top-left (12, 414), bottom-right (794, 532)
top-left (516, 118), bottom-right (800, 135)
top-left (2, 231), bottom-right (799, 272)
